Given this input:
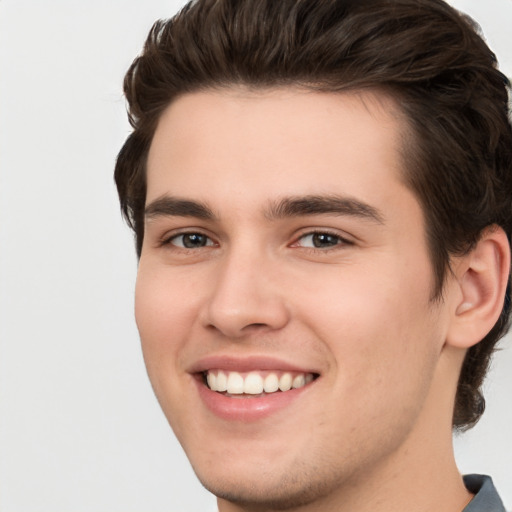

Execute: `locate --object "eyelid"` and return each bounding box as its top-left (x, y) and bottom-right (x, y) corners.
top-left (158, 228), bottom-right (218, 248)
top-left (290, 228), bottom-right (354, 249)
top-left (154, 225), bottom-right (354, 251)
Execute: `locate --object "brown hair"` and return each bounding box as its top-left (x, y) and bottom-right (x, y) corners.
top-left (115, 0), bottom-right (512, 430)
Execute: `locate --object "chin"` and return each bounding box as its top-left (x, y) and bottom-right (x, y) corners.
top-left (192, 459), bottom-right (343, 511)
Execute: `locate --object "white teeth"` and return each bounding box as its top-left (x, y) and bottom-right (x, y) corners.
top-left (292, 374), bottom-right (305, 389)
top-left (278, 373), bottom-right (292, 392)
top-left (216, 370), bottom-right (228, 392)
top-left (207, 372), bottom-right (216, 390)
top-left (226, 372), bottom-right (244, 394)
top-left (263, 373), bottom-right (279, 393)
top-left (206, 370), bottom-right (315, 394)
top-left (244, 372), bottom-right (264, 394)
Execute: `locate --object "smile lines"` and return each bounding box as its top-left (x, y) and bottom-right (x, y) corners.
top-left (205, 370), bottom-right (315, 395)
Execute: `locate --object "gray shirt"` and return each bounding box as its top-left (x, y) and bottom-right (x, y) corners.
top-left (464, 475), bottom-right (506, 512)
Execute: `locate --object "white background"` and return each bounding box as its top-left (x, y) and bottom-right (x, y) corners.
top-left (0, 1), bottom-right (511, 511)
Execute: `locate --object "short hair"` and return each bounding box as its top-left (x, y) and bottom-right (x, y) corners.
top-left (114, 0), bottom-right (512, 430)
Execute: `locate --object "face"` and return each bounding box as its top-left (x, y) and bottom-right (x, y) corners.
top-left (136, 88), bottom-right (455, 509)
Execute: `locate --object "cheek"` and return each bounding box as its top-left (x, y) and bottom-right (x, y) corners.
top-left (135, 262), bottom-right (202, 336)
top-left (134, 267), bottom-right (192, 377)
top-left (298, 259), bottom-right (441, 393)
top-left (303, 275), bottom-right (443, 451)
top-left (134, 268), bottom-right (198, 434)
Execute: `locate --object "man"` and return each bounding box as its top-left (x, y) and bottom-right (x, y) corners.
top-left (114, 0), bottom-right (512, 510)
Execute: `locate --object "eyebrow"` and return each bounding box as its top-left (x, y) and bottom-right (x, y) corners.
top-left (145, 196), bottom-right (216, 221)
top-left (266, 195), bottom-right (385, 224)
top-left (144, 194), bottom-right (384, 224)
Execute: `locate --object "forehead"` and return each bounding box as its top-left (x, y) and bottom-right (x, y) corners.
top-left (146, 87), bottom-right (411, 213)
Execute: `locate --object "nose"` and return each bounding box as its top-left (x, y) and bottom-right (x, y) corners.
top-left (200, 249), bottom-right (290, 338)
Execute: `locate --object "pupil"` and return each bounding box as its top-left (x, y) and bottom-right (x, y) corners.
top-left (313, 233), bottom-right (338, 247)
top-left (183, 234), bottom-right (206, 248)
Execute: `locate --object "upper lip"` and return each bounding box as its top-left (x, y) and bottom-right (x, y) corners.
top-left (188, 355), bottom-right (320, 375)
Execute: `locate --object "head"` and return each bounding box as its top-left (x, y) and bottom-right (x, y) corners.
top-left (116, 2), bottom-right (512, 508)
top-left (116, 0), bottom-right (512, 431)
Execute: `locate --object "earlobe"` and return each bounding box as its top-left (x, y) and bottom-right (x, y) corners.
top-left (446, 226), bottom-right (510, 349)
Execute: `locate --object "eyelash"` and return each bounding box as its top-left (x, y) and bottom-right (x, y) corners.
top-left (159, 229), bottom-right (352, 252)
top-left (292, 230), bottom-right (353, 250)
top-left (160, 231), bottom-right (216, 249)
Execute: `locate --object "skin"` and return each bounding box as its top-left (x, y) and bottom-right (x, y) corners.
top-left (135, 88), bottom-right (506, 512)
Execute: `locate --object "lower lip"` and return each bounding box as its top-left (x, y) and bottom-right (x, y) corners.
top-left (195, 377), bottom-right (312, 422)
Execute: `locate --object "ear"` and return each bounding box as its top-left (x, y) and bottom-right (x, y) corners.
top-left (446, 226), bottom-right (510, 349)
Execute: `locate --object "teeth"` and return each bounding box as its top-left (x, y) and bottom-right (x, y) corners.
top-left (244, 372), bottom-right (263, 394)
top-left (205, 370), bottom-right (315, 395)
top-left (216, 370), bottom-right (227, 392)
top-left (226, 372), bottom-right (244, 394)
top-left (263, 373), bottom-right (279, 393)
top-left (279, 373), bottom-right (292, 392)
top-left (206, 372), bottom-right (216, 390)
top-left (292, 374), bottom-right (305, 389)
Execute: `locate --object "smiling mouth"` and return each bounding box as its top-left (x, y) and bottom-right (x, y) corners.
top-left (202, 370), bottom-right (318, 396)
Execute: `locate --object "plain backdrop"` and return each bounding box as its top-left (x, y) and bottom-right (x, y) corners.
top-left (0, 1), bottom-right (511, 511)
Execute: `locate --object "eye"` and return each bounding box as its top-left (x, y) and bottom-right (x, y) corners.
top-left (167, 232), bottom-right (215, 249)
top-left (296, 232), bottom-right (349, 249)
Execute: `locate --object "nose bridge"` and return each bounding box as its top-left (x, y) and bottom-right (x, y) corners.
top-left (202, 239), bottom-right (289, 337)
